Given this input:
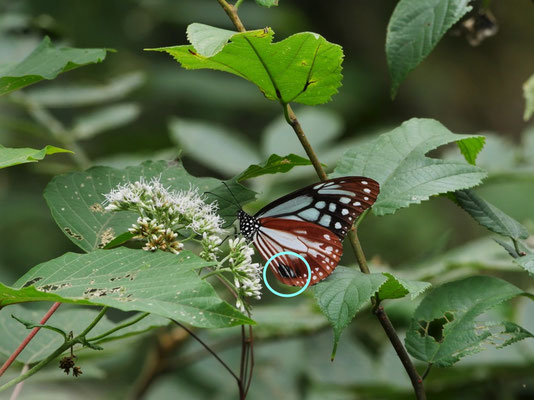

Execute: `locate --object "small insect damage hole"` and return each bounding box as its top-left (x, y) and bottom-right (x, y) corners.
top-left (89, 203), bottom-right (104, 213)
top-left (64, 227), bottom-right (83, 241)
top-left (417, 311), bottom-right (455, 343)
top-left (83, 286), bottom-right (123, 298)
top-left (38, 283), bottom-right (72, 292)
top-left (98, 228), bottom-right (115, 248)
top-left (22, 277), bottom-right (43, 288)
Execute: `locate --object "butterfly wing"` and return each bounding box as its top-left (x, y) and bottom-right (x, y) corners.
top-left (254, 218), bottom-right (343, 286)
top-left (255, 177), bottom-right (379, 239)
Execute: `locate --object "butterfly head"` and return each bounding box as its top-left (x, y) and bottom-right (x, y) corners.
top-left (237, 210), bottom-right (260, 241)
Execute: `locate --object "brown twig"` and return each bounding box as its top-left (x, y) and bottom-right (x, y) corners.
top-left (215, 2), bottom-right (426, 399)
top-left (0, 302), bottom-right (61, 378)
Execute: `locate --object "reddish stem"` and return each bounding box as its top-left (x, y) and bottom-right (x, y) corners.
top-left (0, 302), bottom-right (62, 378)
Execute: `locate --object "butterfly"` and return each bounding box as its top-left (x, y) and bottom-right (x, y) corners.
top-left (237, 176), bottom-right (379, 286)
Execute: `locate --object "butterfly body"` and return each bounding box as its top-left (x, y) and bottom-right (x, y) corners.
top-left (238, 177), bottom-right (379, 287)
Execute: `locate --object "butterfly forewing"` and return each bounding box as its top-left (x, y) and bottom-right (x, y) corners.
top-left (256, 177), bottom-right (379, 239)
top-left (254, 218), bottom-right (343, 286)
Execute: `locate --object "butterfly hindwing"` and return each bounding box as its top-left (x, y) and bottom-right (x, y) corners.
top-left (254, 218), bottom-right (343, 286)
top-left (256, 177), bottom-right (379, 239)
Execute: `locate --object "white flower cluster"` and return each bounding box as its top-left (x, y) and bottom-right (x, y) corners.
top-left (103, 177), bottom-right (224, 256)
top-left (227, 238), bottom-right (262, 312)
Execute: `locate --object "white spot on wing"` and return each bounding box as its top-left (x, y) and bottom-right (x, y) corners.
top-left (329, 203), bottom-right (336, 212)
top-left (335, 222), bottom-right (342, 229)
top-left (341, 208), bottom-right (348, 215)
top-left (319, 214), bottom-right (331, 227)
top-left (315, 201), bottom-right (326, 209)
top-left (339, 197), bottom-right (350, 204)
top-left (363, 188), bottom-right (371, 193)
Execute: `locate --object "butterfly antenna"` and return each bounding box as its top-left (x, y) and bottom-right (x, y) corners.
top-left (204, 191), bottom-right (235, 206)
top-left (222, 181), bottom-right (242, 209)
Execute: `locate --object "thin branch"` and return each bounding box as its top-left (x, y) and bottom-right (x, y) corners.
top-left (283, 104), bottom-right (328, 181)
top-left (171, 320), bottom-right (240, 384)
top-left (216, 0), bottom-right (246, 32)
top-left (234, 0), bottom-right (245, 10)
top-left (217, 2), bottom-right (426, 400)
top-left (244, 325), bottom-right (254, 396)
top-left (0, 302), bottom-right (61, 378)
top-left (374, 306), bottom-right (426, 399)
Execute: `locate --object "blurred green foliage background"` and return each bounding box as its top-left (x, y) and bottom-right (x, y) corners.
top-left (1, 0), bottom-right (533, 399)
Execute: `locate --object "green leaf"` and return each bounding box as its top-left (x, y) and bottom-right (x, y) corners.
top-left (149, 27), bottom-right (343, 105)
top-left (0, 305), bottom-right (168, 363)
top-left (332, 118), bottom-right (487, 216)
top-left (514, 254), bottom-right (534, 278)
top-left (0, 248), bottom-right (253, 328)
top-left (43, 161), bottom-right (255, 252)
top-left (255, 0), bottom-right (279, 7)
top-left (378, 273), bottom-right (431, 301)
top-left (168, 118), bottom-right (259, 176)
top-left (386, 0), bottom-right (472, 97)
top-left (0, 36), bottom-right (110, 96)
top-left (312, 267), bottom-right (387, 359)
top-left (456, 136), bottom-right (486, 165)
top-left (454, 190), bottom-right (529, 240)
top-left (186, 23), bottom-right (237, 57)
top-left (523, 73), bottom-right (534, 121)
top-left (26, 71), bottom-right (145, 108)
top-left (405, 276), bottom-right (534, 367)
top-left (237, 153), bottom-right (313, 181)
top-left (71, 103), bottom-right (140, 140)
top-left (0, 145), bottom-right (72, 169)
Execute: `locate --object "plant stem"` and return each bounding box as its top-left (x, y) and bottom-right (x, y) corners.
top-left (0, 302), bottom-right (61, 378)
top-left (88, 312), bottom-right (149, 342)
top-left (217, 2), bottom-right (426, 399)
top-left (80, 307), bottom-right (109, 336)
top-left (216, 0), bottom-right (246, 32)
top-left (283, 103), bottom-right (328, 181)
top-left (234, 0), bottom-right (245, 10)
top-left (421, 363), bottom-right (433, 380)
top-left (374, 305), bottom-right (426, 399)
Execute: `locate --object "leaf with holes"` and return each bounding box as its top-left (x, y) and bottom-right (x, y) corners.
top-left (0, 145), bottom-right (72, 169)
top-left (332, 118), bottom-right (487, 216)
top-left (237, 153), bottom-right (314, 181)
top-left (454, 190), bottom-right (529, 240)
top-left (0, 36), bottom-right (110, 96)
top-left (378, 273), bottom-right (431, 301)
top-left (312, 267), bottom-right (387, 359)
top-left (43, 160), bottom-right (255, 252)
top-left (0, 248), bottom-right (253, 328)
top-left (405, 276), bottom-right (534, 367)
top-left (386, 0), bottom-right (472, 97)
top-left (148, 26), bottom-right (343, 105)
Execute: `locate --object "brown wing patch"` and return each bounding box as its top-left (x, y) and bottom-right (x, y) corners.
top-left (254, 218), bottom-right (343, 287)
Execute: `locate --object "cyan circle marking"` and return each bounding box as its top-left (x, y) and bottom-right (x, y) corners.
top-left (263, 251), bottom-right (312, 297)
